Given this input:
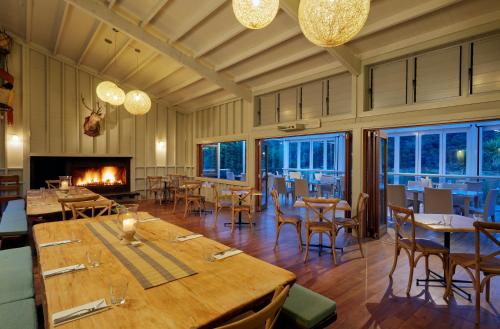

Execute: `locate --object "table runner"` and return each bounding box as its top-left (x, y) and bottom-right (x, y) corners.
top-left (86, 220), bottom-right (197, 289)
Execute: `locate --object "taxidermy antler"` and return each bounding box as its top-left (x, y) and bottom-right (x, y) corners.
top-left (81, 95), bottom-right (104, 137)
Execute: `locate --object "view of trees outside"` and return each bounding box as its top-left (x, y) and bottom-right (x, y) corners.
top-left (313, 142), bottom-right (324, 169)
top-left (266, 140), bottom-right (284, 175)
top-left (399, 135), bottom-right (416, 173)
top-left (201, 141), bottom-right (246, 180)
top-left (481, 129), bottom-right (500, 176)
top-left (289, 142), bottom-right (298, 168)
top-left (202, 145), bottom-right (216, 178)
top-left (300, 142), bottom-right (310, 168)
top-left (388, 137), bottom-right (395, 172)
top-left (445, 132), bottom-right (466, 175)
top-left (421, 134), bottom-right (440, 174)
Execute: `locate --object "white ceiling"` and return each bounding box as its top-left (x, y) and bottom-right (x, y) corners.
top-left (1, 0), bottom-right (500, 111)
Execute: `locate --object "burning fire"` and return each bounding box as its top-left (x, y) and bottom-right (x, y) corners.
top-left (75, 166), bottom-right (124, 186)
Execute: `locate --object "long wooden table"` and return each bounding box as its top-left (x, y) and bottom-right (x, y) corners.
top-left (27, 187), bottom-right (109, 217)
top-left (34, 213), bottom-right (296, 328)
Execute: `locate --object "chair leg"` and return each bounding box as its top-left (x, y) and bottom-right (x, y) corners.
top-left (231, 210), bottom-right (235, 233)
top-left (173, 197), bottom-right (178, 213)
top-left (184, 201), bottom-right (189, 218)
top-left (330, 232), bottom-right (337, 264)
top-left (485, 276), bottom-right (491, 303)
top-left (444, 262), bottom-right (455, 300)
top-left (355, 226), bottom-right (364, 258)
top-left (304, 231), bottom-right (311, 263)
top-left (425, 255), bottom-right (430, 280)
top-left (389, 246), bottom-right (400, 278)
top-left (406, 251), bottom-right (415, 296)
top-left (274, 223), bottom-right (282, 249)
top-left (476, 276), bottom-right (481, 326)
top-left (213, 207), bottom-right (220, 229)
top-left (296, 222), bottom-right (303, 252)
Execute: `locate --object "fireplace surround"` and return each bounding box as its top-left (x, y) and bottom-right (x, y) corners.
top-left (30, 156), bottom-right (132, 194)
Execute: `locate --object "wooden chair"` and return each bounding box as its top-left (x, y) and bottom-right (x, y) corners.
top-left (183, 181), bottom-right (204, 218)
top-left (469, 189), bottom-right (497, 222)
top-left (387, 184), bottom-right (407, 208)
top-left (335, 193), bottom-right (368, 258)
top-left (0, 175), bottom-right (21, 211)
top-left (146, 176), bottom-right (164, 205)
top-left (229, 187), bottom-right (254, 233)
top-left (172, 178), bottom-right (187, 213)
top-left (274, 177), bottom-right (291, 204)
top-left (444, 221), bottom-right (500, 325)
top-left (70, 199), bottom-right (114, 220)
top-left (212, 184), bottom-right (232, 228)
top-left (216, 285), bottom-right (290, 329)
top-left (58, 195), bottom-right (100, 220)
top-left (45, 180), bottom-right (60, 189)
top-left (388, 204), bottom-right (449, 296)
top-left (303, 197), bottom-right (340, 264)
top-left (293, 179), bottom-right (310, 201)
top-left (270, 189), bottom-right (302, 252)
top-left (424, 187), bottom-right (453, 214)
top-left (317, 175), bottom-right (335, 198)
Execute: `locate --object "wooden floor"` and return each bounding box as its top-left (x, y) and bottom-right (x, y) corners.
top-left (135, 200), bottom-right (499, 329)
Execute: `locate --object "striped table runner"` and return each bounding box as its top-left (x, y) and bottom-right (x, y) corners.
top-left (86, 220), bottom-right (197, 289)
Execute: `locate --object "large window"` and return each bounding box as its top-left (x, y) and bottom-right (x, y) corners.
top-left (388, 137), bottom-right (395, 173)
top-left (199, 141), bottom-right (246, 181)
top-left (421, 134), bottom-right (440, 174)
top-left (312, 141), bottom-right (324, 169)
top-left (399, 135), bottom-right (416, 173)
top-left (445, 132), bottom-right (466, 175)
top-left (289, 142), bottom-right (298, 168)
top-left (481, 128), bottom-right (500, 176)
top-left (300, 142), bottom-right (310, 168)
top-left (267, 140), bottom-right (284, 175)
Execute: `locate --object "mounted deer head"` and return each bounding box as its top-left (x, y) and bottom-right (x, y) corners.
top-left (81, 95), bottom-right (104, 137)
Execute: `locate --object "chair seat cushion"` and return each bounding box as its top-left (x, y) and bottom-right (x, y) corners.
top-left (0, 247), bottom-right (34, 304)
top-left (6, 199), bottom-right (25, 211)
top-left (0, 209), bottom-right (28, 236)
top-left (400, 238), bottom-right (448, 253)
top-left (0, 298), bottom-right (37, 329)
top-left (451, 253), bottom-right (500, 274)
top-left (279, 284), bottom-right (336, 329)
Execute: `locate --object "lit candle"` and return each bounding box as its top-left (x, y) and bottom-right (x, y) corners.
top-left (60, 180), bottom-right (69, 190)
top-left (122, 218), bottom-right (136, 233)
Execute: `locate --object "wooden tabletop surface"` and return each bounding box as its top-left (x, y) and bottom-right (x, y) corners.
top-left (33, 213), bottom-right (296, 329)
top-left (413, 213), bottom-right (476, 233)
top-left (26, 188), bottom-right (109, 216)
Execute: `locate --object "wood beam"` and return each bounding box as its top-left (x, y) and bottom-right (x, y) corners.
top-left (173, 85), bottom-right (221, 106)
top-left (77, 0), bottom-right (117, 65)
top-left (194, 24), bottom-right (246, 58)
top-left (280, 0), bottom-right (361, 75)
top-left (100, 38), bottom-right (133, 74)
top-left (25, 0), bottom-right (33, 42)
top-left (141, 0), bottom-right (170, 26)
top-left (169, 0), bottom-right (226, 42)
top-left (158, 75), bottom-right (203, 98)
top-left (54, 3), bottom-right (70, 55)
top-left (65, 0), bottom-right (252, 101)
top-left (143, 65), bottom-right (183, 90)
top-left (120, 53), bottom-right (158, 83)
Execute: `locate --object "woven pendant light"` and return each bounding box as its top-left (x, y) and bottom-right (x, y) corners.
top-left (232, 0), bottom-right (279, 29)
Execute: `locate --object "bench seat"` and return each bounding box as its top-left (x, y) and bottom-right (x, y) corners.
top-left (0, 208), bottom-right (28, 236)
top-left (6, 199), bottom-right (25, 211)
top-left (0, 298), bottom-right (37, 329)
top-left (278, 284), bottom-right (337, 329)
top-left (0, 246), bottom-right (34, 304)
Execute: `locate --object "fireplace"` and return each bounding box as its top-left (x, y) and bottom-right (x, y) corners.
top-left (30, 156), bottom-right (131, 194)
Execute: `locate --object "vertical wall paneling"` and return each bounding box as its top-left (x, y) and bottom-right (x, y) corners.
top-left (29, 49), bottom-right (47, 153)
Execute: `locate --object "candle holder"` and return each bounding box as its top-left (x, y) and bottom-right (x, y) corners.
top-left (117, 204), bottom-right (139, 245)
top-left (59, 176), bottom-right (72, 191)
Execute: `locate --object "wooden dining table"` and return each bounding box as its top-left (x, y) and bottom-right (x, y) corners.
top-left (26, 187), bottom-right (109, 217)
top-left (34, 213), bottom-right (296, 328)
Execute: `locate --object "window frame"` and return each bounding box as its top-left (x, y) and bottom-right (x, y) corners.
top-left (198, 140), bottom-right (247, 182)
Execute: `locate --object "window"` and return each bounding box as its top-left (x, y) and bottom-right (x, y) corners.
top-left (313, 142), bottom-right (324, 169)
top-left (267, 140), bottom-right (284, 176)
top-left (199, 141), bottom-right (246, 181)
top-left (289, 142), bottom-right (298, 168)
top-left (300, 142), bottom-right (310, 168)
top-left (326, 141), bottom-right (335, 170)
top-left (420, 134), bottom-right (440, 174)
top-left (445, 132), bottom-right (466, 175)
top-left (481, 128), bottom-right (500, 176)
top-left (388, 137), bottom-right (395, 173)
top-left (399, 135), bottom-right (416, 173)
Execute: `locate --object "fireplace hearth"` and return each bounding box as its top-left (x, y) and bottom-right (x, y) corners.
top-left (30, 156), bottom-right (132, 194)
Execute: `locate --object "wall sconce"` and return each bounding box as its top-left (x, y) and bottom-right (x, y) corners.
top-left (157, 141), bottom-right (166, 151)
top-left (10, 134), bottom-right (21, 146)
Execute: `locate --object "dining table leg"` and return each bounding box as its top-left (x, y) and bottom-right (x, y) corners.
top-left (463, 196), bottom-right (470, 217)
top-left (413, 191), bottom-right (419, 213)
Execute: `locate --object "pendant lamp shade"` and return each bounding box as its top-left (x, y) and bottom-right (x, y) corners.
top-left (232, 0), bottom-right (279, 29)
top-left (298, 0), bottom-right (370, 47)
top-left (124, 90), bottom-right (151, 115)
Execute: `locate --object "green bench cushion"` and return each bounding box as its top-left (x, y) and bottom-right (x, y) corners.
top-left (0, 298), bottom-right (37, 329)
top-left (279, 284), bottom-right (337, 329)
top-left (6, 199), bottom-right (25, 211)
top-left (0, 208), bottom-right (28, 236)
top-left (0, 247), bottom-right (34, 304)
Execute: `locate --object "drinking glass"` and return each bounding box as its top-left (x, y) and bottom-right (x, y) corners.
top-left (87, 248), bottom-right (102, 268)
top-left (443, 215), bottom-right (452, 226)
top-left (39, 187), bottom-right (45, 199)
top-left (110, 277), bottom-right (129, 305)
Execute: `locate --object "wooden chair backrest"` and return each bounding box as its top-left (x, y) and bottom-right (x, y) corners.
top-left (273, 177), bottom-right (287, 195)
top-left (270, 189), bottom-right (283, 218)
top-left (484, 189), bottom-right (498, 218)
top-left (474, 221), bottom-right (500, 273)
top-left (216, 285), bottom-right (290, 329)
top-left (229, 187), bottom-right (253, 208)
top-left (389, 204), bottom-right (416, 249)
top-left (147, 176), bottom-right (163, 190)
top-left (294, 179), bottom-right (309, 198)
top-left (45, 180), bottom-right (60, 189)
top-left (303, 197), bottom-right (339, 227)
top-left (355, 193), bottom-right (369, 224)
top-left (70, 200), bottom-right (114, 220)
top-left (184, 181), bottom-right (202, 197)
top-left (387, 184), bottom-right (406, 208)
top-left (424, 187), bottom-right (453, 214)
top-left (0, 175), bottom-right (20, 195)
top-left (58, 195), bottom-right (100, 220)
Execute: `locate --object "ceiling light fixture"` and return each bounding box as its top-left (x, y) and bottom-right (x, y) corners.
top-left (298, 0), bottom-right (370, 47)
top-left (232, 0), bottom-right (279, 29)
top-left (96, 30), bottom-right (125, 106)
top-left (124, 49), bottom-right (151, 115)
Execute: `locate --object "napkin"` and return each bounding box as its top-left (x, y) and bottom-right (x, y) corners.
top-left (139, 217), bottom-right (160, 223)
top-left (212, 248), bottom-right (243, 260)
top-left (43, 264), bottom-right (86, 278)
top-left (39, 240), bottom-right (78, 248)
top-left (53, 299), bottom-right (109, 326)
top-left (176, 234), bottom-right (203, 242)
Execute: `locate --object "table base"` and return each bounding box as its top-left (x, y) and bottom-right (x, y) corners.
top-left (416, 269), bottom-right (472, 301)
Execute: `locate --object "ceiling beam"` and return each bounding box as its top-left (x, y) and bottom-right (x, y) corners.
top-left (169, 0), bottom-right (226, 42)
top-left (120, 53), bottom-right (158, 83)
top-left (54, 3), bottom-right (70, 55)
top-left (357, 0), bottom-right (462, 38)
top-left (100, 38), bottom-right (133, 74)
top-left (215, 28), bottom-right (300, 71)
top-left (173, 85), bottom-right (221, 106)
top-left (143, 65), bottom-right (183, 90)
top-left (157, 75), bottom-right (203, 98)
top-left (141, 0), bottom-right (170, 25)
top-left (25, 0), bottom-right (33, 42)
top-left (280, 0), bottom-right (361, 75)
top-left (77, 0), bottom-right (117, 65)
top-left (65, 0), bottom-right (252, 101)
top-left (194, 24), bottom-right (246, 58)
